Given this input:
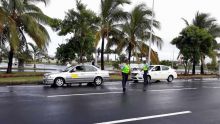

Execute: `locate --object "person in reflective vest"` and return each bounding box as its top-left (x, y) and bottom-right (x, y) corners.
top-left (120, 59), bottom-right (130, 92)
top-left (142, 61), bottom-right (149, 91)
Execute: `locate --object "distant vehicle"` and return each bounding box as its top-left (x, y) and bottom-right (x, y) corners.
top-left (131, 65), bottom-right (177, 83)
top-left (43, 64), bottom-right (110, 87)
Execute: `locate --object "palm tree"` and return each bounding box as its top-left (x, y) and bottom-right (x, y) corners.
top-left (96, 0), bottom-right (130, 70)
top-left (58, 0), bottom-right (99, 64)
top-left (107, 3), bottom-right (162, 64)
top-left (28, 42), bottom-right (47, 70)
top-left (182, 12), bottom-right (220, 74)
top-left (0, 0), bottom-right (51, 73)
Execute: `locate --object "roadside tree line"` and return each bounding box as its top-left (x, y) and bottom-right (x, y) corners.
top-left (172, 12), bottom-right (220, 75)
top-left (0, 0), bottom-right (58, 73)
top-left (55, 0), bottom-right (163, 69)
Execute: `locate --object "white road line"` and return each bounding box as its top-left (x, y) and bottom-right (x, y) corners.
top-left (172, 86), bottom-right (184, 88)
top-left (104, 84), bottom-right (121, 86)
top-left (0, 91), bottom-right (9, 93)
top-left (149, 88), bottom-right (197, 92)
top-left (7, 85), bottom-right (43, 88)
top-left (95, 111), bottom-right (192, 124)
top-left (203, 86), bottom-right (220, 89)
top-left (107, 88), bottom-right (122, 90)
top-left (47, 92), bottom-right (123, 98)
top-left (47, 88), bottom-right (197, 98)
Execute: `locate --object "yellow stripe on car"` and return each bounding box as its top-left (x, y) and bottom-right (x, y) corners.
top-left (71, 74), bottom-right (78, 78)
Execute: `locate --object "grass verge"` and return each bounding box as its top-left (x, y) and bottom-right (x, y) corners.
top-left (0, 72), bottom-right (219, 85)
top-left (0, 76), bottom-right (43, 85)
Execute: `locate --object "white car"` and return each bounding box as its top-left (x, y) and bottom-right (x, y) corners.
top-left (43, 64), bottom-right (110, 87)
top-left (131, 65), bottom-right (177, 83)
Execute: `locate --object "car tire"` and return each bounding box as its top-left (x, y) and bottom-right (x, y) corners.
top-left (54, 78), bottom-right (65, 87)
top-left (94, 77), bottom-right (103, 86)
top-left (167, 75), bottom-right (173, 82)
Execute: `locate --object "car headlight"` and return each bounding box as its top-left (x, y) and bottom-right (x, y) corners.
top-left (44, 75), bottom-right (52, 79)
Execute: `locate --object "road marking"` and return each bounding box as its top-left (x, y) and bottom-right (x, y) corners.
top-left (172, 86), bottom-right (184, 88)
top-left (95, 111), bottom-right (192, 124)
top-left (47, 92), bottom-right (123, 98)
top-left (0, 91), bottom-right (9, 93)
top-left (150, 88), bottom-right (197, 92)
top-left (104, 84), bottom-right (121, 86)
top-left (47, 88), bottom-right (197, 98)
top-left (203, 86), bottom-right (220, 89)
top-left (7, 85), bottom-right (43, 88)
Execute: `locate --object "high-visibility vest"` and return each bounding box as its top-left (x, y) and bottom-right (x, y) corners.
top-left (143, 64), bottom-right (149, 71)
top-left (121, 64), bottom-right (130, 74)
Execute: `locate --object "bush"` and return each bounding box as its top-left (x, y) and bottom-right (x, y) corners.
top-left (112, 61), bottom-right (120, 70)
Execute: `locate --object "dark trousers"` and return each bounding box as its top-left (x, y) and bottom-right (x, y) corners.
top-left (143, 71), bottom-right (148, 88)
top-left (122, 72), bottom-right (128, 88)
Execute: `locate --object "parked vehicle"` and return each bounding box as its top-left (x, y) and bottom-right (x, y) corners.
top-left (131, 65), bottom-right (177, 83)
top-left (43, 64), bottom-right (110, 87)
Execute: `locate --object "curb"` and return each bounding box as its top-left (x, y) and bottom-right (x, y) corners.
top-left (0, 77), bottom-right (219, 86)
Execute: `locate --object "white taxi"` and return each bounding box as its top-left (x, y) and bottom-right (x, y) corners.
top-left (43, 65), bottom-right (110, 87)
top-left (131, 65), bottom-right (177, 83)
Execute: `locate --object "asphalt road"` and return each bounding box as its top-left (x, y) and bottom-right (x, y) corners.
top-left (0, 79), bottom-right (220, 124)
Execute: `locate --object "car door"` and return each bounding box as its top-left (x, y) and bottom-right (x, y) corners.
top-left (150, 66), bottom-right (162, 80)
top-left (68, 65), bottom-right (85, 83)
top-left (161, 66), bottom-right (170, 79)
top-left (84, 65), bottom-right (98, 82)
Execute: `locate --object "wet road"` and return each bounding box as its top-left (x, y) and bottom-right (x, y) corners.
top-left (0, 79), bottom-right (220, 124)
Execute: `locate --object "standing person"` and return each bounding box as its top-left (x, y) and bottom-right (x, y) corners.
top-left (120, 59), bottom-right (130, 92)
top-left (142, 61), bottom-right (149, 91)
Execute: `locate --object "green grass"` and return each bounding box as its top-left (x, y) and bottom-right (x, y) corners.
top-left (0, 72), bottom-right (218, 86)
top-left (110, 74), bottom-right (122, 80)
top-left (0, 67), bottom-right (56, 70)
top-left (0, 72), bottom-right (45, 78)
top-left (0, 76), bottom-right (43, 85)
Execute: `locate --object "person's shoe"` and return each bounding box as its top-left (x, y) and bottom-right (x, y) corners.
top-left (123, 88), bottom-right (126, 92)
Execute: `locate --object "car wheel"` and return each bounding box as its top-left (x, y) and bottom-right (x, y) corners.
top-left (54, 78), bottom-right (65, 87)
top-left (94, 77), bottom-right (103, 86)
top-left (167, 75), bottom-right (173, 82)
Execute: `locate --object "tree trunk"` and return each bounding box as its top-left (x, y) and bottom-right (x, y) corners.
top-left (200, 56), bottom-right (205, 74)
top-left (101, 35), bottom-right (105, 70)
top-left (7, 49), bottom-right (14, 73)
top-left (184, 61), bottom-right (187, 75)
top-left (115, 54), bottom-right (117, 61)
top-left (192, 59), bottom-right (196, 75)
top-left (79, 48), bottom-right (83, 64)
top-left (18, 58), bottom-right (24, 72)
top-left (107, 54), bottom-right (109, 62)
top-left (128, 42), bottom-right (131, 64)
top-left (33, 56), bottom-right (36, 72)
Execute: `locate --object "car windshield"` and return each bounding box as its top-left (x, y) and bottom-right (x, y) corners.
top-left (149, 66), bottom-right (154, 70)
top-left (62, 66), bottom-right (74, 72)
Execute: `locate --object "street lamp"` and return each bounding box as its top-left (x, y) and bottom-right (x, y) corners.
top-left (148, 0), bottom-right (154, 65)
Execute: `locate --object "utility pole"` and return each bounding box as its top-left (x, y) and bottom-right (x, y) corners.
top-left (148, 0), bottom-right (154, 65)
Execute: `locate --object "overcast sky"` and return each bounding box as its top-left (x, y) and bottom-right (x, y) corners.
top-left (37, 0), bottom-right (220, 61)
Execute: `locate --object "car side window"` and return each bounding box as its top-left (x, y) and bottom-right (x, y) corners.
top-left (162, 66), bottom-right (169, 71)
top-left (75, 66), bottom-right (85, 72)
top-left (85, 66), bottom-right (97, 72)
top-left (153, 66), bottom-right (161, 71)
